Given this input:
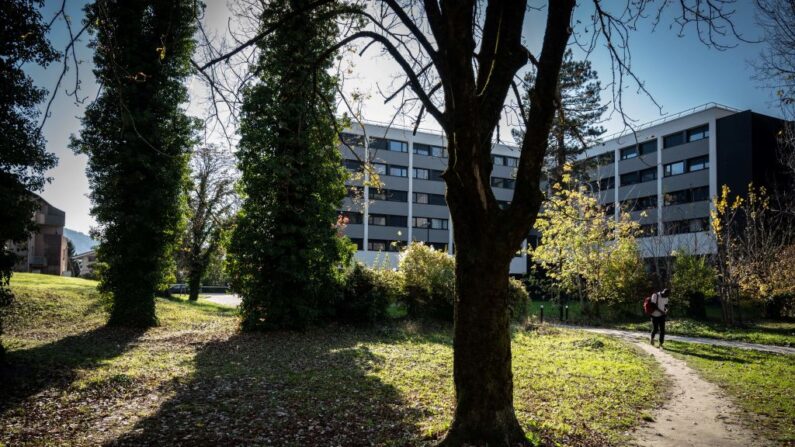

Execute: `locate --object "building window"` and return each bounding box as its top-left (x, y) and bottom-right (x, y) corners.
top-left (686, 125), bottom-right (709, 142)
top-left (369, 214), bottom-right (387, 226)
top-left (691, 185), bottom-right (709, 202)
top-left (623, 195), bottom-right (657, 212)
top-left (638, 140), bottom-right (657, 156)
top-left (388, 165), bottom-right (408, 177)
top-left (505, 156), bottom-right (519, 167)
top-left (368, 240), bottom-right (387, 251)
top-left (639, 224), bottom-right (658, 237)
top-left (372, 163), bottom-right (387, 175)
top-left (687, 155), bottom-right (709, 172)
top-left (340, 133), bottom-right (364, 146)
top-left (413, 192), bottom-right (429, 204)
top-left (663, 132), bottom-right (685, 148)
top-left (664, 161), bottom-right (686, 177)
top-left (620, 171), bottom-right (639, 186)
top-left (341, 211), bottom-right (363, 224)
top-left (493, 155), bottom-right (505, 166)
top-left (639, 167), bottom-right (657, 183)
top-left (414, 143), bottom-right (446, 157)
top-left (349, 237), bottom-right (363, 250)
top-left (620, 146), bottom-right (638, 160)
top-left (491, 177), bottom-right (516, 189)
top-left (412, 217), bottom-right (429, 228)
top-left (664, 217), bottom-right (709, 235)
top-left (371, 138), bottom-right (408, 153)
top-left (371, 189), bottom-right (407, 202)
top-left (664, 186), bottom-right (710, 206)
top-left (343, 159), bottom-right (362, 172)
top-left (413, 168), bottom-right (429, 180)
top-left (431, 218), bottom-right (448, 230)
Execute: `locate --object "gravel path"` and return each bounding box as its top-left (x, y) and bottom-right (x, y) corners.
top-left (568, 326), bottom-right (795, 355)
top-left (201, 293), bottom-right (241, 307)
top-left (629, 341), bottom-right (772, 447)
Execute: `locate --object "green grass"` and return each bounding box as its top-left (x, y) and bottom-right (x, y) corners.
top-left (612, 319), bottom-right (795, 347)
top-left (1, 273), bottom-right (665, 446)
top-left (665, 341), bottom-right (795, 445)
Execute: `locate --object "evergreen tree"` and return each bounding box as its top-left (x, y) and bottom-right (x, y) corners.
top-left (0, 0), bottom-right (57, 360)
top-left (71, 0), bottom-right (197, 327)
top-left (520, 50), bottom-right (606, 185)
top-left (229, 0), bottom-right (351, 330)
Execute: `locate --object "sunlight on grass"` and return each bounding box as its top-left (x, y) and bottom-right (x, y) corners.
top-left (2, 273), bottom-right (665, 446)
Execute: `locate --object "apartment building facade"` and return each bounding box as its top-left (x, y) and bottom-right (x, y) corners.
top-left (578, 103), bottom-right (789, 258)
top-left (8, 195), bottom-right (69, 276)
top-left (338, 123), bottom-right (528, 275)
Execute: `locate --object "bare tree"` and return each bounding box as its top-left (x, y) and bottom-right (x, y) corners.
top-left (191, 1), bottom-right (746, 444)
top-left (182, 145), bottom-right (238, 301)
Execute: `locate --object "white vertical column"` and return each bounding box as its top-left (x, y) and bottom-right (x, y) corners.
top-left (362, 123), bottom-right (369, 256)
top-left (407, 133), bottom-right (414, 244)
top-left (657, 135), bottom-right (664, 237)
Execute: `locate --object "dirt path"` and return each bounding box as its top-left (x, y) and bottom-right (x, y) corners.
top-left (629, 342), bottom-right (771, 447)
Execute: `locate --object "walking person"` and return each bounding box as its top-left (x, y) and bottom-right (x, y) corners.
top-left (650, 288), bottom-right (670, 348)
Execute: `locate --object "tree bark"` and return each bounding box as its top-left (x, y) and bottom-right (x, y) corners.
top-left (188, 260), bottom-right (202, 301)
top-left (440, 226), bottom-right (528, 446)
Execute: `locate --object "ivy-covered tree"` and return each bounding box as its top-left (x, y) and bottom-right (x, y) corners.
top-left (520, 49), bottom-right (607, 185)
top-left (228, 0), bottom-right (351, 330)
top-left (0, 0), bottom-right (58, 360)
top-left (71, 0), bottom-right (197, 327)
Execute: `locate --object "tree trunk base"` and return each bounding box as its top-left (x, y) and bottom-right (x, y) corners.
top-left (439, 414), bottom-right (532, 447)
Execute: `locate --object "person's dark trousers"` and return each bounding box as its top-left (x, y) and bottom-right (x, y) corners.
top-left (651, 315), bottom-right (666, 345)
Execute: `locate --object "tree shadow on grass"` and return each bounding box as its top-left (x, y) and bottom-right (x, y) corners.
top-left (664, 343), bottom-right (752, 364)
top-left (0, 326), bottom-right (145, 412)
top-left (108, 328), bottom-right (429, 446)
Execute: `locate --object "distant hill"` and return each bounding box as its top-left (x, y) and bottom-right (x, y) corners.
top-left (64, 228), bottom-right (99, 254)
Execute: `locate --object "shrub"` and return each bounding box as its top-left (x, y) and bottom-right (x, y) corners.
top-left (335, 263), bottom-right (402, 325)
top-left (508, 277), bottom-right (530, 322)
top-left (399, 243), bottom-right (455, 320)
top-left (400, 242), bottom-right (530, 322)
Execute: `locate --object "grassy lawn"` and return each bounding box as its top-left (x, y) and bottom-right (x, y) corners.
top-left (0, 273), bottom-right (666, 446)
top-left (664, 342), bottom-right (795, 445)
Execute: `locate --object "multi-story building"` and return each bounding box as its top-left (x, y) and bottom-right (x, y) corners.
top-left (338, 123), bottom-right (528, 275)
top-left (73, 250), bottom-right (97, 278)
top-left (577, 103), bottom-right (790, 259)
top-left (337, 105), bottom-right (789, 277)
top-left (8, 195), bottom-right (69, 276)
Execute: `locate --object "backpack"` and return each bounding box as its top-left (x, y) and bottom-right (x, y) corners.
top-left (643, 295), bottom-right (655, 316)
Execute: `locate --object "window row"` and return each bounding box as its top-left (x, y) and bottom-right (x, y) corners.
top-left (491, 177), bottom-right (516, 189)
top-left (663, 124), bottom-right (709, 149)
top-left (620, 167), bottom-right (657, 186)
top-left (414, 192), bottom-right (447, 206)
top-left (621, 195), bottom-right (657, 212)
top-left (620, 140), bottom-right (657, 160)
top-left (664, 217), bottom-right (710, 235)
top-left (663, 155), bottom-right (708, 177)
top-left (412, 217), bottom-right (449, 230)
top-left (492, 154), bottom-right (519, 167)
top-left (664, 186), bottom-right (709, 206)
top-left (340, 133), bottom-right (449, 157)
top-left (588, 176), bottom-right (615, 191)
top-left (639, 223), bottom-right (659, 237)
top-left (349, 238), bottom-right (405, 252)
top-left (412, 167), bottom-right (445, 181)
top-left (345, 187), bottom-right (446, 206)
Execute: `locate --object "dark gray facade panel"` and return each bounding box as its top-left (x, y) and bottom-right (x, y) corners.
top-left (617, 153), bottom-right (658, 173)
top-left (617, 182), bottom-right (656, 201)
top-left (661, 170), bottom-right (709, 191)
top-left (660, 139), bottom-right (709, 164)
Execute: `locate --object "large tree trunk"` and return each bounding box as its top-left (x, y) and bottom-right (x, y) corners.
top-left (188, 265), bottom-right (202, 301)
top-left (441, 228), bottom-right (528, 446)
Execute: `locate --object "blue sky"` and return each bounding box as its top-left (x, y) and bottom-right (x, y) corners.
top-left (30, 1), bottom-right (781, 234)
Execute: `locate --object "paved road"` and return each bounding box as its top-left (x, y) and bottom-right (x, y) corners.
top-left (202, 293), bottom-right (241, 307)
top-left (565, 325), bottom-right (795, 355)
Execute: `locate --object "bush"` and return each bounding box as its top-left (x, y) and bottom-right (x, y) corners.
top-left (400, 242), bottom-right (530, 322)
top-left (399, 243), bottom-right (456, 320)
top-left (671, 252), bottom-right (716, 320)
top-left (334, 263), bottom-right (402, 325)
top-left (508, 277), bottom-right (530, 322)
